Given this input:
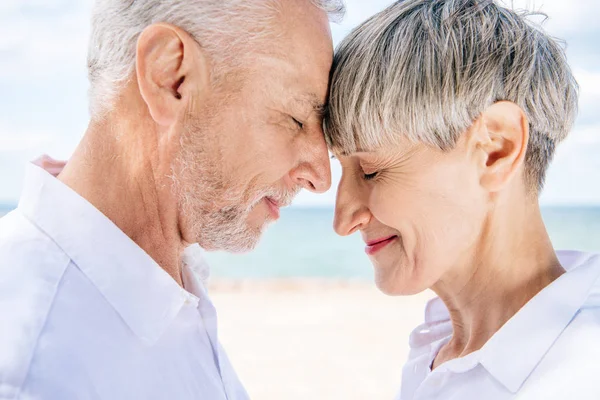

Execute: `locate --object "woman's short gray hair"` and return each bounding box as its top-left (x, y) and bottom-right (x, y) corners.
top-left (88, 0), bottom-right (344, 119)
top-left (324, 0), bottom-right (578, 191)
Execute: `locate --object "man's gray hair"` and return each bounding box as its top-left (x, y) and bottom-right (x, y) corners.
top-left (324, 0), bottom-right (578, 191)
top-left (88, 0), bottom-right (345, 119)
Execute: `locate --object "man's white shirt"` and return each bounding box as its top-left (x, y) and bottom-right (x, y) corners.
top-left (0, 164), bottom-right (250, 400)
top-left (397, 250), bottom-right (600, 400)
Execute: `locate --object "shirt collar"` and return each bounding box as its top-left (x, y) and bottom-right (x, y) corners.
top-left (181, 243), bottom-right (211, 301)
top-left (18, 163), bottom-right (192, 345)
top-left (479, 250), bottom-right (600, 393)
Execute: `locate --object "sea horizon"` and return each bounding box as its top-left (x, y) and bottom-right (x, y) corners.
top-left (2, 204), bottom-right (599, 279)
top-left (2, 203), bottom-right (600, 212)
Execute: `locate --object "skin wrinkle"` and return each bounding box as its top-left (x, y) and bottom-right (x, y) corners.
top-left (55, 0), bottom-right (338, 286)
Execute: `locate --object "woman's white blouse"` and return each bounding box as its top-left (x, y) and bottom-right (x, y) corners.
top-left (398, 251), bottom-right (600, 400)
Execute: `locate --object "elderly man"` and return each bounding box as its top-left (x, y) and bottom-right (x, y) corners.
top-left (0, 1), bottom-right (343, 399)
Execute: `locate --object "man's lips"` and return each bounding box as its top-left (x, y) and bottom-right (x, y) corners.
top-left (265, 197), bottom-right (281, 219)
top-left (365, 235), bottom-right (398, 255)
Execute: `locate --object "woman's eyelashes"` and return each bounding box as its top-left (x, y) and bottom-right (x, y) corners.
top-left (363, 171), bottom-right (378, 181)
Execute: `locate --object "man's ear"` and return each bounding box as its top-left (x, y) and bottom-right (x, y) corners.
top-left (136, 23), bottom-right (210, 127)
top-left (469, 101), bottom-right (529, 192)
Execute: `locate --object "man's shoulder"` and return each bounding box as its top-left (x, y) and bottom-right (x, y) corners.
top-left (0, 210), bottom-right (71, 292)
top-left (0, 208), bottom-right (70, 266)
top-left (0, 210), bottom-right (72, 398)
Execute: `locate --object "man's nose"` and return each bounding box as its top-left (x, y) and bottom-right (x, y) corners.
top-left (290, 129), bottom-right (332, 193)
top-left (333, 173), bottom-right (371, 236)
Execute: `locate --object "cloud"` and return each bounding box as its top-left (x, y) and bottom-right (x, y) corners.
top-left (0, 126), bottom-right (55, 153)
top-left (506, 0), bottom-right (600, 36)
top-left (542, 123), bottom-right (600, 205)
top-left (576, 70), bottom-right (600, 96)
top-left (0, 123), bottom-right (63, 203)
top-left (331, 0), bottom-right (395, 45)
top-left (546, 69), bottom-right (600, 126)
top-left (0, 0), bottom-right (92, 80)
top-left (0, 134), bottom-right (53, 152)
top-left (554, 123), bottom-right (600, 161)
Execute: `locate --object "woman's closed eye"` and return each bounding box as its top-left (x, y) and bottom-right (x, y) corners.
top-left (363, 171), bottom-right (378, 181)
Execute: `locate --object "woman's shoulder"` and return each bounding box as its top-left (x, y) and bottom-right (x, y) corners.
top-left (520, 309), bottom-right (600, 398)
top-left (559, 250), bottom-right (600, 312)
top-left (520, 252), bottom-right (600, 396)
top-left (565, 294), bottom-right (600, 337)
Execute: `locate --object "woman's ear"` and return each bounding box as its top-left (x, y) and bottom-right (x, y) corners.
top-left (471, 101), bottom-right (529, 192)
top-left (135, 23), bottom-right (210, 127)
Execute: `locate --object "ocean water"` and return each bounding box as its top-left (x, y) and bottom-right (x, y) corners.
top-left (204, 207), bottom-right (600, 279)
top-left (1, 206), bottom-right (599, 279)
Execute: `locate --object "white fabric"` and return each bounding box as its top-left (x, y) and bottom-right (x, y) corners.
top-left (0, 164), bottom-right (250, 400)
top-left (397, 250), bottom-right (600, 400)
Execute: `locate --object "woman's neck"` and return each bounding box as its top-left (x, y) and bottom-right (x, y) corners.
top-left (430, 199), bottom-right (565, 369)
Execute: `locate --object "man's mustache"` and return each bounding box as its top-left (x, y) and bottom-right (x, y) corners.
top-left (260, 186), bottom-right (301, 209)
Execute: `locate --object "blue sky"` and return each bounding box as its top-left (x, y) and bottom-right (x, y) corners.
top-left (0, 0), bottom-right (598, 207)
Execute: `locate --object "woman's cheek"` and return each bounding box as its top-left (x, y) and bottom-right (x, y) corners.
top-left (369, 181), bottom-right (404, 227)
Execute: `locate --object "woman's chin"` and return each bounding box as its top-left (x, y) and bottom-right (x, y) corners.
top-left (373, 268), bottom-right (426, 296)
top-left (370, 253), bottom-right (425, 296)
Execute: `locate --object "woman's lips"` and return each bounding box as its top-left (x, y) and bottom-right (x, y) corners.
top-left (365, 235), bottom-right (398, 255)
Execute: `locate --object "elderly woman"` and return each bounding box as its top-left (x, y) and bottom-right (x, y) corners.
top-left (325, 0), bottom-right (600, 399)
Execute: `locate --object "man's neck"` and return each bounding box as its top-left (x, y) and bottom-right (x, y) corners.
top-left (431, 196), bottom-right (564, 368)
top-left (58, 120), bottom-right (186, 286)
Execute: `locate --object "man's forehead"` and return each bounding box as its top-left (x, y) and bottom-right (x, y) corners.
top-left (256, 54), bottom-right (328, 83)
top-left (253, 55), bottom-right (328, 113)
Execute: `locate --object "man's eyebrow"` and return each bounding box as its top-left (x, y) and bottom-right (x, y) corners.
top-left (292, 94), bottom-right (326, 118)
top-left (313, 102), bottom-right (326, 118)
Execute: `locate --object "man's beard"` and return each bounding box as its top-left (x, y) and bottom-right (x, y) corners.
top-left (189, 184), bottom-right (298, 253)
top-left (174, 120), bottom-right (299, 253)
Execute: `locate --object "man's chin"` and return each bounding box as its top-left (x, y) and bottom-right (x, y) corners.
top-left (200, 223), bottom-right (266, 253)
top-left (222, 235), bottom-right (262, 253)
top-left (199, 239), bottom-right (259, 253)
top-left (228, 243), bottom-right (259, 254)
top-left (232, 217), bottom-right (276, 252)
top-left (191, 202), bottom-right (276, 253)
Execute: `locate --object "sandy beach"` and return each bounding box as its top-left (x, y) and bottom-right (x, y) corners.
top-left (209, 280), bottom-right (433, 400)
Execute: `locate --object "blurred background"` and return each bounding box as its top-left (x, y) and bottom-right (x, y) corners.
top-left (1, 1), bottom-right (599, 399)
